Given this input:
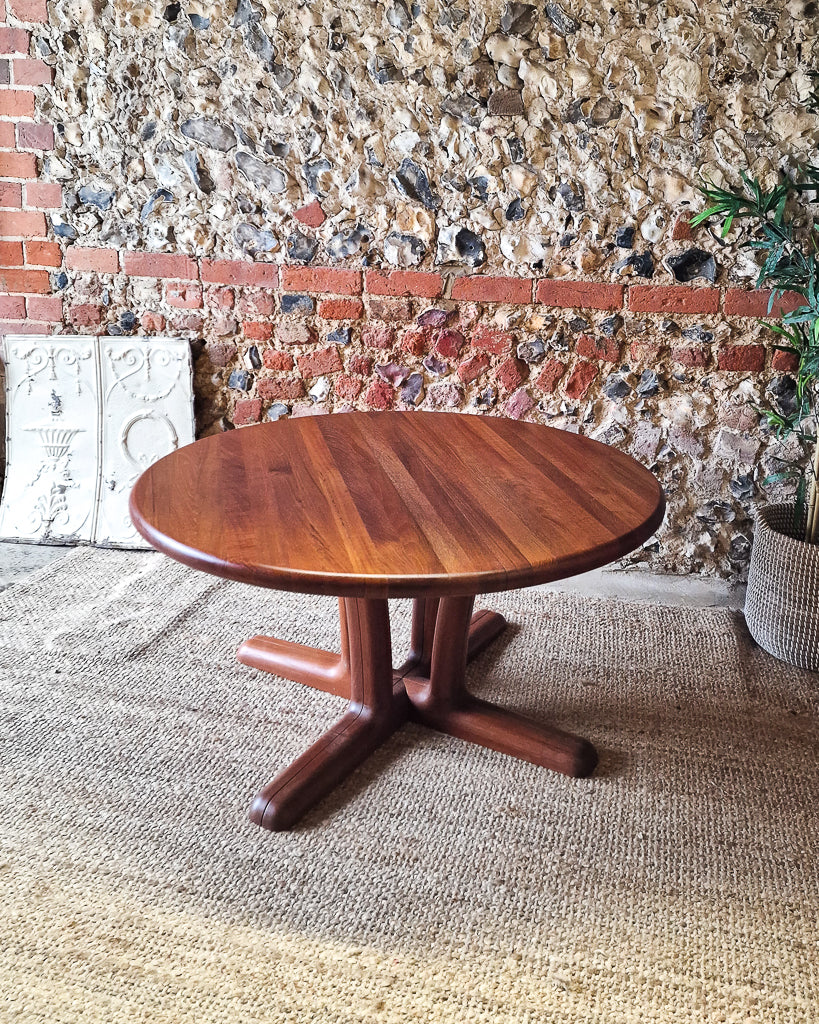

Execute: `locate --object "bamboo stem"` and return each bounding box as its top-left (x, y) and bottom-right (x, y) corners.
top-left (805, 443), bottom-right (819, 544)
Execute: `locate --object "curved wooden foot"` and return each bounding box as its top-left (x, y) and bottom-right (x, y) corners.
top-left (249, 598), bottom-right (406, 831)
top-left (467, 608), bottom-right (508, 661)
top-left (237, 599), bottom-right (351, 698)
top-left (249, 704), bottom-right (404, 831)
top-left (407, 688), bottom-right (598, 777)
top-left (237, 636), bottom-right (350, 698)
top-left (405, 596), bottom-right (598, 779)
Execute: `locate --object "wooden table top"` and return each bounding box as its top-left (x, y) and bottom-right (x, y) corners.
top-left (130, 411), bottom-right (666, 599)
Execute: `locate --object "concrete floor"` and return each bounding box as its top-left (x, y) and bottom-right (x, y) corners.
top-left (0, 540), bottom-right (746, 610)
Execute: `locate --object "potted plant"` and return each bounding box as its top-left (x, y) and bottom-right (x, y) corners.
top-left (692, 165), bottom-right (819, 670)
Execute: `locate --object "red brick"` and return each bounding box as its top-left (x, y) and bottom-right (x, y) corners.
top-left (451, 275), bottom-right (532, 304)
top-left (504, 388), bottom-right (535, 420)
top-left (207, 286), bottom-right (234, 309)
top-left (771, 349), bottom-right (800, 373)
top-left (0, 320), bottom-right (53, 337)
top-left (365, 269), bottom-right (442, 298)
top-left (0, 27), bottom-right (30, 52)
top-left (317, 297), bottom-right (364, 319)
top-left (212, 314), bottom-right (238, 336)
top-left (65, 247), bottom-right (118, 273)
top-left (243, 321), bottom-right (273, 342)
top-left (26, 294), bottom-right (61, 320)
top-left (0, 295), bottom-right (26, 318)
top-left (575, 333), bottom-right (621, 362)
top-left (537, 280), bottom-right (623, 310)
top-left (16, 122), bottom-right (53, 150)
top-left (496, 356), bottom-right (527, 393)
top-left (671, 345), bottom-right (710, 368)
top-left (0, 89), bottom-right (34, 118)
top-left (671, 214), bottom-right (693, 241)
top-left (435, 328), bottom-right (465, 359)
top-left (258, 377), bottom-right (305, 401)
top-left (535, 358), bottom-right (566, 393)
top-left (717, 344), bottom-right (766, 372)
top-left (348, 354), bottom-right (373, 376)
top-left (564, 360), bottom-right (597, 399)
top-left (362, 325), bottom-right (394, 349)
top-left (401, 328), bottom-right (428, 356)
top-left (2, 209), bottom-right (45, 237)
top-left (457, 352), bottom-right (491, 383)
top-left (297, 346), bottom-right (343, 378)
top-left (233, 398), bottom-right (262, 426)
top-left (205, 342), bottom-right (236, 366)
top-left (69, 303), bottom-right (103, 327)
top-left (724, 288), bottom-right (804, 318)
top-left (282, 266), bottom-right (361, 296)
top-left (0, 267), bottom-right (49, 292)
top-left (0, 122), bottom-right (15, 148)
top-left (0, 241), bottom-right (24, 265)
top-left (237, 290), bottom-right (276, 316)
top-left (8, 0), bottom-right (49, 21)
top-left (365, 377), bottom-right (395, 410)
top-left (629, 339), bottom-right (664, 363)
top-left (293, 199), bottom-right (325, 228)
top-left (335, 374), bottom-right (363, 401)
top-left (24, 181), bottom-right (61, 208)
top-left (166, 282), bottom-right (203, 308)
top-left (368, 296), bottom-right (413, 321)
top-left (0, 151), bottom-right (36, 178)
top-left (12, 57), bottom-right (50, 85)
top-left (628, 285), bottom-right (719, 315)
top-left (141, 312), bottom-right (166, 333)
top-left (169, 313), bottom-right (203, 332)
top-left (0, 182), bottom-right (22, 207)
top-left (200, 258), bottom-right (277, 288)
top-left (471, 327), bottom-right (513, 355)
top-left (122, 251), bottom-right (198, 280)
top-left (276, 322), bottom-right (316, 346)
top-left (263, 349), bottom-right (294, 371)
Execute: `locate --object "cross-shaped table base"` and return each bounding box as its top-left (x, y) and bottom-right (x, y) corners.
top-left (238, 596), bottom-right (598, 831)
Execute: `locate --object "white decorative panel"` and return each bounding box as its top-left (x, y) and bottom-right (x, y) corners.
top-left (0, 336), bottom-right (194, 549)
top-left (96, 340), bottom-right (194, 548)
top-left (0, 337), bottom-right (99, 544)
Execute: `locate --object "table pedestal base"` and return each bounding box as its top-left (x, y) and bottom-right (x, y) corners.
top-left (238, 596), bottom-right (598, 831)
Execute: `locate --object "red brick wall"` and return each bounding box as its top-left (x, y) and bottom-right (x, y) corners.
top-left (0, 1), bottom-right (798, 431)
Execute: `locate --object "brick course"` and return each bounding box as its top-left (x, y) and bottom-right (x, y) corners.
top-left (365, 269), bottom-right (442, 297)
top-left (628, 285), bottom-right (719, 314)
top-left (65, 246), bottom-right (118, 273)
top-left (537, 280), bottom-right (623, 310)
top-left (451, 275), bottom-right (531, 303)
top-left (122, 251), bottom-right (198, 280)
top-left (282, 266), bottom-right (361, 295)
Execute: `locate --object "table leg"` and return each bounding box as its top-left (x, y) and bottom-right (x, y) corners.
top-left (404, 596), bottom-right (598, 779)
top-left (238, 598), bottom-right (507, 699)
top-left (248, 598), bottom-right (408, 831)
top-left (242, 594), bottom-right (593, 831)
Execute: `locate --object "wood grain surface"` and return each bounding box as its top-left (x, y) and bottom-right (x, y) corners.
top-left (130, 411), bottom-right (666, 598)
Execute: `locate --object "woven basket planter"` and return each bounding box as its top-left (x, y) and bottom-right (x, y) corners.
top-left (745, 502), bottom-right (819, 671)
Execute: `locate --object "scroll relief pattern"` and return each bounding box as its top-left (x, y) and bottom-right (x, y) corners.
top-left (0, 337), bottom-right (194, 547)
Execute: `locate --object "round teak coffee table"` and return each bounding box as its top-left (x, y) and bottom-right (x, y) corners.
top-left (130, 411), bottom-right (665, 831)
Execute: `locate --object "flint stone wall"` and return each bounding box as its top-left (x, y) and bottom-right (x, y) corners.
top-left (1, 0), bottom-right (817, 578)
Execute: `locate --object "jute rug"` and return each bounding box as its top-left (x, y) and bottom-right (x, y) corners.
top-left (0, 549), bottom-right (817, 1023)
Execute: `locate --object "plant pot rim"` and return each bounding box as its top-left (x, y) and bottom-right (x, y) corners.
top-left (752, 500), bottom-right (814, 553)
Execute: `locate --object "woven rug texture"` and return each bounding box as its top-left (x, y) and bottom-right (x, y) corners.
top-left (0, 548), bottom-right (817, 1024)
